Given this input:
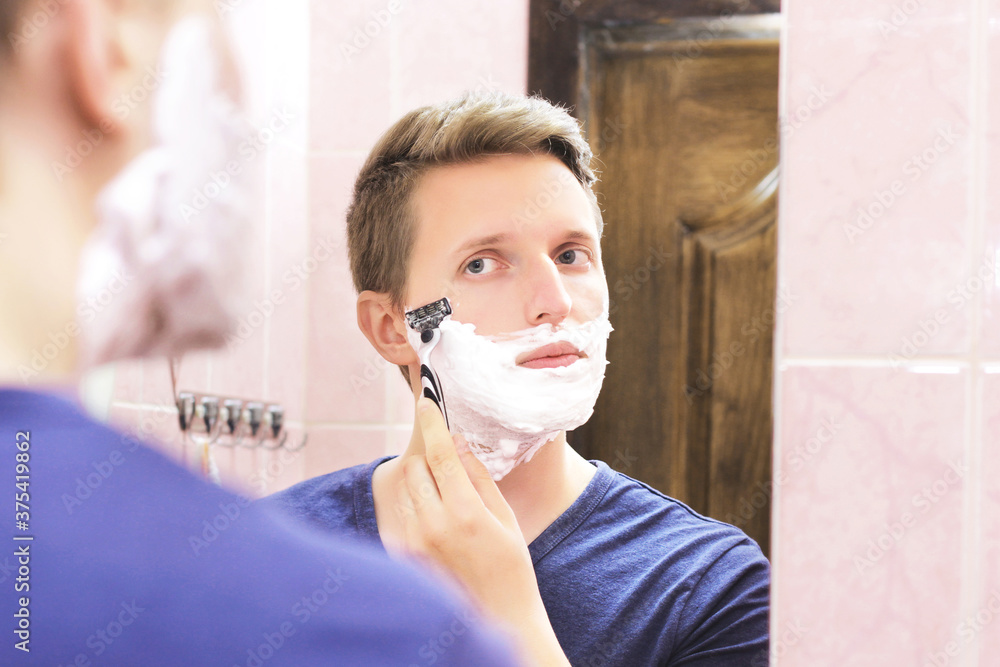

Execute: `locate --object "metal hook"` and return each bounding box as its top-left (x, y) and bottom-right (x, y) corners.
top-left (237, 402), bottom-right (266, 449)
top-left (261, 405), bottom-right (285, 450)
top-left (215, 399), bottom-right (243, 448)
top-left (267, 404), bottom-right (284, 439)
top-left (177, 392), bottom-right (195, 432)
top-left (283, 431), bottom-right (308, 452)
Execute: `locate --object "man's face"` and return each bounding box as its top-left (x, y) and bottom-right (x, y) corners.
top-left (405, 153), bottom-right (608, 348)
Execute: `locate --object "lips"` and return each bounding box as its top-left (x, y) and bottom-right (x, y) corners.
top-left (516, 341), bottom-right (585, 369)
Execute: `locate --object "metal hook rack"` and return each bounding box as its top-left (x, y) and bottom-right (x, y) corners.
top-left (174, 391), bottom-right (307, 452)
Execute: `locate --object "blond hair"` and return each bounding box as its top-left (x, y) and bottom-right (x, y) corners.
top-left (346, 90), bottom-right (602, 310)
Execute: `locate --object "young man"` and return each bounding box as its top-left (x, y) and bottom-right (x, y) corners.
top-left (264, 91), bottom-right (771, 665)
top-left (0, 2), bottom-right (516, 665)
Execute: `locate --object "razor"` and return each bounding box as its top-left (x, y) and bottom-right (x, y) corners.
top-left (405, 297), bottom-right (452, 429)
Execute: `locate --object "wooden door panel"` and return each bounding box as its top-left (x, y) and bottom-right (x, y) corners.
top-left (530, 5), bottom-right (780, 557)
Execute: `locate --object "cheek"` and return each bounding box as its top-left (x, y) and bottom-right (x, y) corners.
top-left (449, 288), bottom-right (520, 335)
top-left (571, 272), bottom-right (610, 320)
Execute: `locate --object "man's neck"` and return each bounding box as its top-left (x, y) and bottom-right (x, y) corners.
top-left (373, 429), bottom-right (597, 550)
top-left (0, 118), bottom-right (92, 386)
top-left (493, 434), bottom-right (597, 543)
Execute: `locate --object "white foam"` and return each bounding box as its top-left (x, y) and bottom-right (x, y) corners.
top-left (407, 311), bottom-right (612, 480)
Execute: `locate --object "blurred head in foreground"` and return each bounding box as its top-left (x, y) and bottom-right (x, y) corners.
top-left (0, 0), bottom-right (251, 385)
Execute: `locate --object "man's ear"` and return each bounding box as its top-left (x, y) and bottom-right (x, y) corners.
top-left (61, 0), bottom-right (128, 132)
top-left (357, 291), bottom-right (419, 367)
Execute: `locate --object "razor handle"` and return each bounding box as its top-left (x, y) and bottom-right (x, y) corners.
top-left (417, 328), bottom-right (449, 429)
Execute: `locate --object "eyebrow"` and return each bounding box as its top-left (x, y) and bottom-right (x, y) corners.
top-left (452, 229), bottom-right (598, 256)
top-left (454, 233), bottom-right (510, 255)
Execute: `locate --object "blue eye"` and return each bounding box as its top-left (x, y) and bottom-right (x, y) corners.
top-left (558, 249), bottom-right (592, 266)
top-left (464, 257), bottom-right (500, 275)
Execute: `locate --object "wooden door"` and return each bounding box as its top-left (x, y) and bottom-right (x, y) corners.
top-left (530, 0), bottom-right (781, 556)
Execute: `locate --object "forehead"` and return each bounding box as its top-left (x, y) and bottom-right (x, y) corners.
top-left (409, 153), bottom-right (599, 245)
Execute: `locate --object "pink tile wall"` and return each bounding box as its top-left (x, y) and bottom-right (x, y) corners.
top-left (982, 4), bottom-right (1000, 358)
top-left (106, 0), bottom-right (312, 492)
top-left (781, 5), bottom-right (972, 358)
top-left (85, 0), bottom-right (1000, 659)
top-left (104, 0), bottom-right (530, 495)
top-left (775, 0), bottom-right (998, 664)
top-left (979, 370), bottom-right (1000, 664)
top-left (775, 367), bottom-right (966, 664)
top-left (301, 0), bottom-right (529, 487)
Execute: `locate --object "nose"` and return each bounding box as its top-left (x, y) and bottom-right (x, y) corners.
top-left (523, 255), bottom-right (572, 326)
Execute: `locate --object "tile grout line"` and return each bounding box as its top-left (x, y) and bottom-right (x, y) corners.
top-left (385, 2), bottom-right (402, 457)
top-left (961, 0), bottom-right (989, 665)
top-left (779, 356), bottom-right (984, 368)
top-left (295, 0), bottom-right (311, 464)
top-left (770, 3), bottom-right (792, 663)
top-left (295, 0), bottom-right (315, 491)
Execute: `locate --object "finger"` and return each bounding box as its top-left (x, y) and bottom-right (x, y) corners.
top-left (401, 454), bottom-right (445, 519)
top-left (454, 436), bottom-right (518, 527)
top-left (393, 480), bottom-right (421, 551)
top-left (416, 397), bottom-right (480, 506)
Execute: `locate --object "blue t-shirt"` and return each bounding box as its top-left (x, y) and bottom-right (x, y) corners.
top-left (263, 455), bottom-right (771, 666)
top-left (0, 390), bottom-right (517, 666)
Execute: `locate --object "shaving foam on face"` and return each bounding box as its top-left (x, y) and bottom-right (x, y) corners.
top-left (406, 311), bottom-right (613, 481)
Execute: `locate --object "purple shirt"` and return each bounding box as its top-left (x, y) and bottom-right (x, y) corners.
top-left (0, 389), bottom-right (518, 666)
top-left (265, 456), bottom-right (771, 666)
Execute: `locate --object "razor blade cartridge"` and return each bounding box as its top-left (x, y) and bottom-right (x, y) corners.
top-left (405, 298), bottom-right (452, 334)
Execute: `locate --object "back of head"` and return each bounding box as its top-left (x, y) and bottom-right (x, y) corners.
top-left (346, 90), bottom-right (603, 311)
